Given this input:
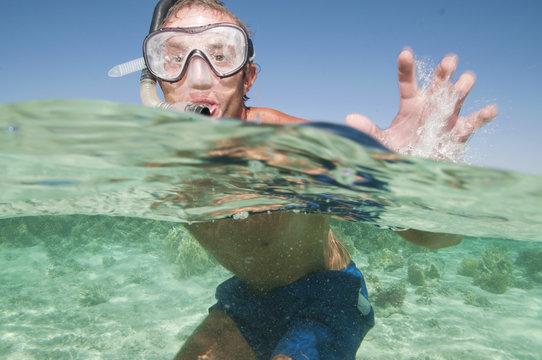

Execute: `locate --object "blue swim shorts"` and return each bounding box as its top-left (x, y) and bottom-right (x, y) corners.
top-left (210, 261), bottom-right (374, 360)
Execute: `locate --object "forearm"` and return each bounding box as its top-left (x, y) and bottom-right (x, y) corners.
top-left (394, 229), bottom-right (463, 250)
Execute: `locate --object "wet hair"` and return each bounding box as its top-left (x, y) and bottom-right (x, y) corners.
top-left (161, 0), bottom-right (255, 103)
top-left (161, 0), bottom-right (249, 35)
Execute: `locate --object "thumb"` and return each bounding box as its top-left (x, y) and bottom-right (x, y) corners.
top-left (345, 113), bottom-right (382, 140)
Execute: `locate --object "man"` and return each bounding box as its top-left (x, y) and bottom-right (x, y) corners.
top-left (137, 1), bottom-right (498, 359)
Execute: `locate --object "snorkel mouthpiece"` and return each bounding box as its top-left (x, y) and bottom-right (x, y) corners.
top-left (155, 99), bottom-right (210, 116)
top-left (184, 103), bottom-right (211, 115)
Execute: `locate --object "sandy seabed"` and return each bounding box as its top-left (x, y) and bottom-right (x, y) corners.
top-left (1, 216), bottom-right (541, 360)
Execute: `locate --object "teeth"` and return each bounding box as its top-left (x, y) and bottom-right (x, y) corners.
top-left (190, 102), bottom-right (211, 108)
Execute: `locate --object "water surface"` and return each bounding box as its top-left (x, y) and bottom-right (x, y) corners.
top-left (1, 100), bottom-right (541, 359)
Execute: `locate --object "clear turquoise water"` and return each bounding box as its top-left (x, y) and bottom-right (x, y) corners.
top-left (1, 100), bottom-right (541, 359)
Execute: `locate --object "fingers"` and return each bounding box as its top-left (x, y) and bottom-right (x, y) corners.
top-left (446, 71), bottom-right (477, 125)
top-left (345, 113), bottom-right (382, 140)
top-left (431, 56), bottom-right (479, 133)
top-left (397, 48), bottom-right (418, 100)
top-left (454, 104), bottom-right (498, 142)
top-left (431, 54), bottom-right (458, 91)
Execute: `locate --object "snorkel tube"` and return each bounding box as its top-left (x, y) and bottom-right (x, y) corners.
top-left (140, 0), bottom-right (211, 115)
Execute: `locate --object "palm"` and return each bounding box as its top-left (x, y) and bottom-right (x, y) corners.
top-left (347, 49), bottom-right (497, 160)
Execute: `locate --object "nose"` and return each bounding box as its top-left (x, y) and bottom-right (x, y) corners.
top-left (183, 55), bottom-right (214, 89)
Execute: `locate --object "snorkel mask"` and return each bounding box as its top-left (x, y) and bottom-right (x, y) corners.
top-left (108, 0), bottom-right (255, 115)
top-left (144, 23), bottom-right (254, 82)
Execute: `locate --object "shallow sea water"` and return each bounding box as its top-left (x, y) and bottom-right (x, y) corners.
top-left (1, 100), bottom-right (541, 359)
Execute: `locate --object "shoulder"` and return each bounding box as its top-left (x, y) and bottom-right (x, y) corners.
top-left (246, 107), bottom-right (309, 125)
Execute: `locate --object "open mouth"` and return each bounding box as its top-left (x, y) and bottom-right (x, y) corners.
top-left (189, 98), bottom-right (218, 116)
top-left (204, 103), bottom-right (218, 116)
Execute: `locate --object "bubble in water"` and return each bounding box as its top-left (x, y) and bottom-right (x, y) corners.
top-left (248, 160), bottom-right (265, 173)
top-left (233, 211), bottom-right (249, 220)
top-left (331, 166), bottom-right (356, 186)
top-left (6, 125), bottom-right (19, 132)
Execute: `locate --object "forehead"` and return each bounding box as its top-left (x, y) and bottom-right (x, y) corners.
top-left (163, 6), bottom-right (237, 28)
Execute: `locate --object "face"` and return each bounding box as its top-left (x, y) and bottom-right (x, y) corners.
top-left (158, 7), bottom-right (257, 119)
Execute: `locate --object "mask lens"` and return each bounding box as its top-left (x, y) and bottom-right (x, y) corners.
top-left (201, 26), bottom-right (246, 76)
top-left (144, 32), bottom-right (188, 81)
top-left (143, 24), bottom-right (248, 82)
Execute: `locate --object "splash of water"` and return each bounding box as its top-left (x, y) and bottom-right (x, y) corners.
top-left (405, 58), bottom-right (467, 162)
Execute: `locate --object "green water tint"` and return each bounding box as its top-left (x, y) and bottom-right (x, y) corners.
top-left (2, 100), bottom-right (542, 359)
top-left (2, 99), bottom-right (541, 241)
top-left (1, 215), bottom-right (541, 359)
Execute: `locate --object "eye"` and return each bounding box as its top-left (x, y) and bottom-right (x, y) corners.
top-left (165, 55), bottom-right (183, 63)
top-left (214, 54), bottom-right (226, 62)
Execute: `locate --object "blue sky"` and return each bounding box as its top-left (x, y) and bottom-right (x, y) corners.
top-left (2, 0), bottom-right (541, 175)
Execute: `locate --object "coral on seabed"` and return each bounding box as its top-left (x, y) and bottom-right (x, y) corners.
top-left (372, 281), bottom-right (407, 308)
top-left (459, 247), bottom-right (513, 294)
top-left (515, 250), bottom-right (542, 284)
top-left (330, 220), bottom-right (404, 255)
top-left (457, 258), bottom-right (479, 277)
top-left (369, 248), bottom-right (405, 272)
top-left (78, 284), bottom-right (110, 307)
top-left (463, 290), bottom-right (491, 308)
top-left (478, 248), bottom-right (513, 275)
top-left (415, 287), bottom-right (434, 305)
top-left (408, 264), bottom-right (426, 286)
top-left (0, 219), bottom-right (40, 247)
top-left (473, 248), bottom-right (513, 294)
top-left (406, 253), bottom-right (444, 286)
top-left (475, 272), bottom-right (510, 294)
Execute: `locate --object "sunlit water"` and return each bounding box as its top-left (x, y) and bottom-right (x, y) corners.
top-left (1, 100), bottom-right (541, 359)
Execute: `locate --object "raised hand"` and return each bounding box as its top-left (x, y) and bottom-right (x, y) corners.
top-left (346, 48), bottom-right (498, 160)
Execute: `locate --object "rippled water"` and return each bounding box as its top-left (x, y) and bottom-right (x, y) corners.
top-left (1, 100), bottom-right (541, 359)
top-left (2, 100), bottom-right (540, 240)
